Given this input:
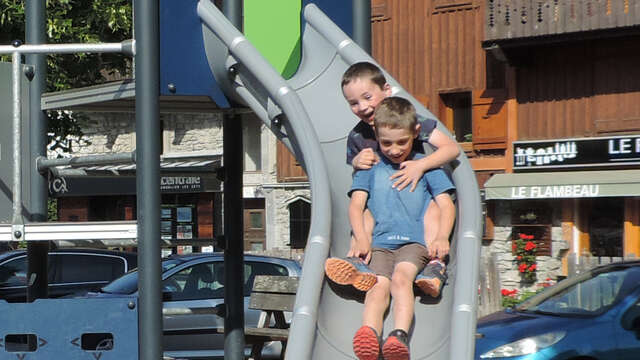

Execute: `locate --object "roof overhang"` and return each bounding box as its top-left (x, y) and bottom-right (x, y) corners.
top-left (484, 170), bottom-right (640, 200)
top-left (41, 79), bottom-right (228, 113)
top-left (49, 153), bottom-right (223, 197)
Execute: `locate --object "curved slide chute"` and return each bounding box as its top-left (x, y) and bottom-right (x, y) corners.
top-left (197, 2), bottom-right (482, 359)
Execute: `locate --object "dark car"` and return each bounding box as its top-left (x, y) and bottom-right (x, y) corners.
top-left (0, 248), bottom-right (137, 302)
top-left (475, 261), bottom-right (640, 359)
top-left (87, 252), bottom-right (302, 359)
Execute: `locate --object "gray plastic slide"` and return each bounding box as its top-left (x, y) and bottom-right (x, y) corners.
top-left (197, 2), bottom-right (482, 359)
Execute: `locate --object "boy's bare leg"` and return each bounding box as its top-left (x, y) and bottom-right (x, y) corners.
top-left (389, 262), bottom-right (420, 331)
top-left (353, 276), bottom-right (390, 360)
top-left (362, 276), bottom-right (391, 333)
top-left (380, 262), bottom-right (418, 360)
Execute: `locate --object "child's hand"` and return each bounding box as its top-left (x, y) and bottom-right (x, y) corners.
top-left (427, 237), bottom-right (450, 259)
top-left (390, 159), bottom-right (427, 192)
top-left (353, 148), bottom-right (379, 170)
top-left (347, 241), bottom-right (372, 264)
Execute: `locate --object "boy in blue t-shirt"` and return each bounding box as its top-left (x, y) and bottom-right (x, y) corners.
top-left (327, 97), bottom-right (456, 360)
top-left (336, 62), bottom-right (459, 295)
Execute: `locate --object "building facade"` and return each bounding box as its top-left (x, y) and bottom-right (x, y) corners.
top-left (369, 0), bottom-right (640, 287)
top-left (50, 109), bottom-right (311, 255)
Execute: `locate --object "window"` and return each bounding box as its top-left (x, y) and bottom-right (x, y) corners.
top-left (54, 254), bottom-right (125, 283)
top-left (589, 198), bottom-right (623, 257)
top-left (0, 256), bottom-right (55, 288)
top-left (166, 262), bottom-right (220, 301)
top-left (289, 199), bottom-right (311, 249)
top-left (0, 256), bottom-right (28, 287)
top-left (161, 202), bottom-right (198, 241)
top-left (440, 92), bottom-right (472, 143)
top-left (163, 260), bottom-right (289, 301)
top-left (249, 211), bottom-right (264, 229)
top-left (243, 117), bottom-right (262, 171)
top-left (511, 201), bottom-right (552, 256)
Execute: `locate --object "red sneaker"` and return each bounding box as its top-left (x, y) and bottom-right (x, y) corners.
top-left (352, 326), bottom-right (381, 360)
top-left (382, 329), bottom-right (410, 360)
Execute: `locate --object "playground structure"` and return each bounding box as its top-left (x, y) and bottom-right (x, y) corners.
top-left (0, 1), bottom-right (481, 359)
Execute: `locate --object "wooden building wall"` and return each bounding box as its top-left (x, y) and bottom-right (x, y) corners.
top-left (516, 36), bottom-right (640, 140)
top-left (371, 0), bottom-right (509, 183)
top-left (371, 0), bottom-right (486, 108)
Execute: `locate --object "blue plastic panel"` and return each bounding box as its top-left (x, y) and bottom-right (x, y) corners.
top-left (0, 298), bottom-right (138, 360)
top-left (159, 0), bottom-right (230, 107)
top-left (303, 0), bottom-right (353, 37)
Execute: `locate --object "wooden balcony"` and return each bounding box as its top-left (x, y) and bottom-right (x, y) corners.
top-left (485, 0), bottom-right (640, 42)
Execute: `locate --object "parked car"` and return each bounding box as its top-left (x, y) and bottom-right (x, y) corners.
top-left (0, 248), bottom-right (137, 303)
top-left (475, 261), bottom-right (640, 359)
top-left (86, 252), bottom-right (302, 359)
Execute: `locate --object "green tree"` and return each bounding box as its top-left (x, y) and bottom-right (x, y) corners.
top-left (0, 0), bottom-right (132, 153)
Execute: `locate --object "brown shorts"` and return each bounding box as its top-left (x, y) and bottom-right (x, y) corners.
top-left (369, 243), bottom-right (430, 279)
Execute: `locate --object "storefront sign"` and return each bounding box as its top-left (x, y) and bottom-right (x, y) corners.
top-left (514, 135), bottom-right (640, 169)
top-left (160, 176), bottom-right (202, 192)
top-left (49, 174), bottom-right (218, 197)
top-left (510, 185), bottom-right (600, 199)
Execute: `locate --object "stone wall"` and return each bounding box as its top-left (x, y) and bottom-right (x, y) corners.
top-left (483, 201), bottom-right (568, 291)
top-left (66, 111), bottom-right (309, 252)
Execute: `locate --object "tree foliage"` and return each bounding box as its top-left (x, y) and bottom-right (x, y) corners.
top-left (0, 0), bottom-right (132, 153)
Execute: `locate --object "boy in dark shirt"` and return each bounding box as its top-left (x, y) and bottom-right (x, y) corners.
top-left (327, 97), bottom-right (456, 360)
top-left (328, 62), bottom-right (459, 296)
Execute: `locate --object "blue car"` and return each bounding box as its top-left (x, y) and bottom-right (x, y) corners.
top-left (475, 261), bottom-right (640, 359)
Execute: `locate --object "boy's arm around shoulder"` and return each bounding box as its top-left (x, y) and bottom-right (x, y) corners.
top-left (420, 128), bottom-right (460, 170)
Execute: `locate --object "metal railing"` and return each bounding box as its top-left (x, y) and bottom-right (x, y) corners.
top-left (485, 0), bottom-right (640, 42)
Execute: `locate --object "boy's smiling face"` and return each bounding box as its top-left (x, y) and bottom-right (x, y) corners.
top-left (342, 78), bottom-right (392, 126)
top-left (376, 125), bottom-right (419, 164)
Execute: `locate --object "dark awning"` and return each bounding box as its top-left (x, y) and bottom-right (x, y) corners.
top-left (484, 170), bottom-right (640, 200)
top-left (41, 79), bottom-right (226, 113)
top-left (49, 154), bottom-right (222, 197)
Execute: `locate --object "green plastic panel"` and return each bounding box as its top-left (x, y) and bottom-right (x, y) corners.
top-left (244, 0), bottom-right (302, 79)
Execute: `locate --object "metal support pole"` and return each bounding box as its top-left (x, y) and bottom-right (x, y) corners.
top-left (352, 0), bottom-right (371, 54)
top-left (221, 1), bottom-right (244, 358)
top-left (11, 52), bottom-right (22, 229)
top-left (25, 0), bottom-right (49, 302)
top-left (0, 42), bottom-right (132, 55)
top-left (134, 0), bottom-right (162, 358)
top-left (223, 112), bottom-right (245, 360)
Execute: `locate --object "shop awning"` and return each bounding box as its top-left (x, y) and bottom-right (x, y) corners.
top-left (48, 153), bottom-right (222, 197)
top-left (484, 169), bottom-right (640, 200)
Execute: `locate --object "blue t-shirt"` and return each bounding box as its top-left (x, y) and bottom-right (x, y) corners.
top-left (346, 114), bottom-right (437, 165)
top-left (349, 153), bottom-right (455, 250)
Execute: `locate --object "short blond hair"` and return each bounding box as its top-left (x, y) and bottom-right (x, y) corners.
top-left (374, 97), bottom-right (417, 135)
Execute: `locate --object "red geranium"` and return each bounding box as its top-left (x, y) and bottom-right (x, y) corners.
top-left (519, 263), bottom-right (528, 272)
top-left (513, 233), bottom-right (537, 281)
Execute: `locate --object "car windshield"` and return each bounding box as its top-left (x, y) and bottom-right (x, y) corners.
top-left (101, 259), bottom-right (183, 295)
top-left (517, 265), bottom-right (640, 316)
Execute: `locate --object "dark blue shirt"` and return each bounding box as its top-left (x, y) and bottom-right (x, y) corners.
top-left (349, 153), bottom-right (455, 250)
top-left (346, 114), bottom-right (437, 165)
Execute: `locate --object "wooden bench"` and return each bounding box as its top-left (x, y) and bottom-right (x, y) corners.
top-left (245, 275), bottom-right (299, 360)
